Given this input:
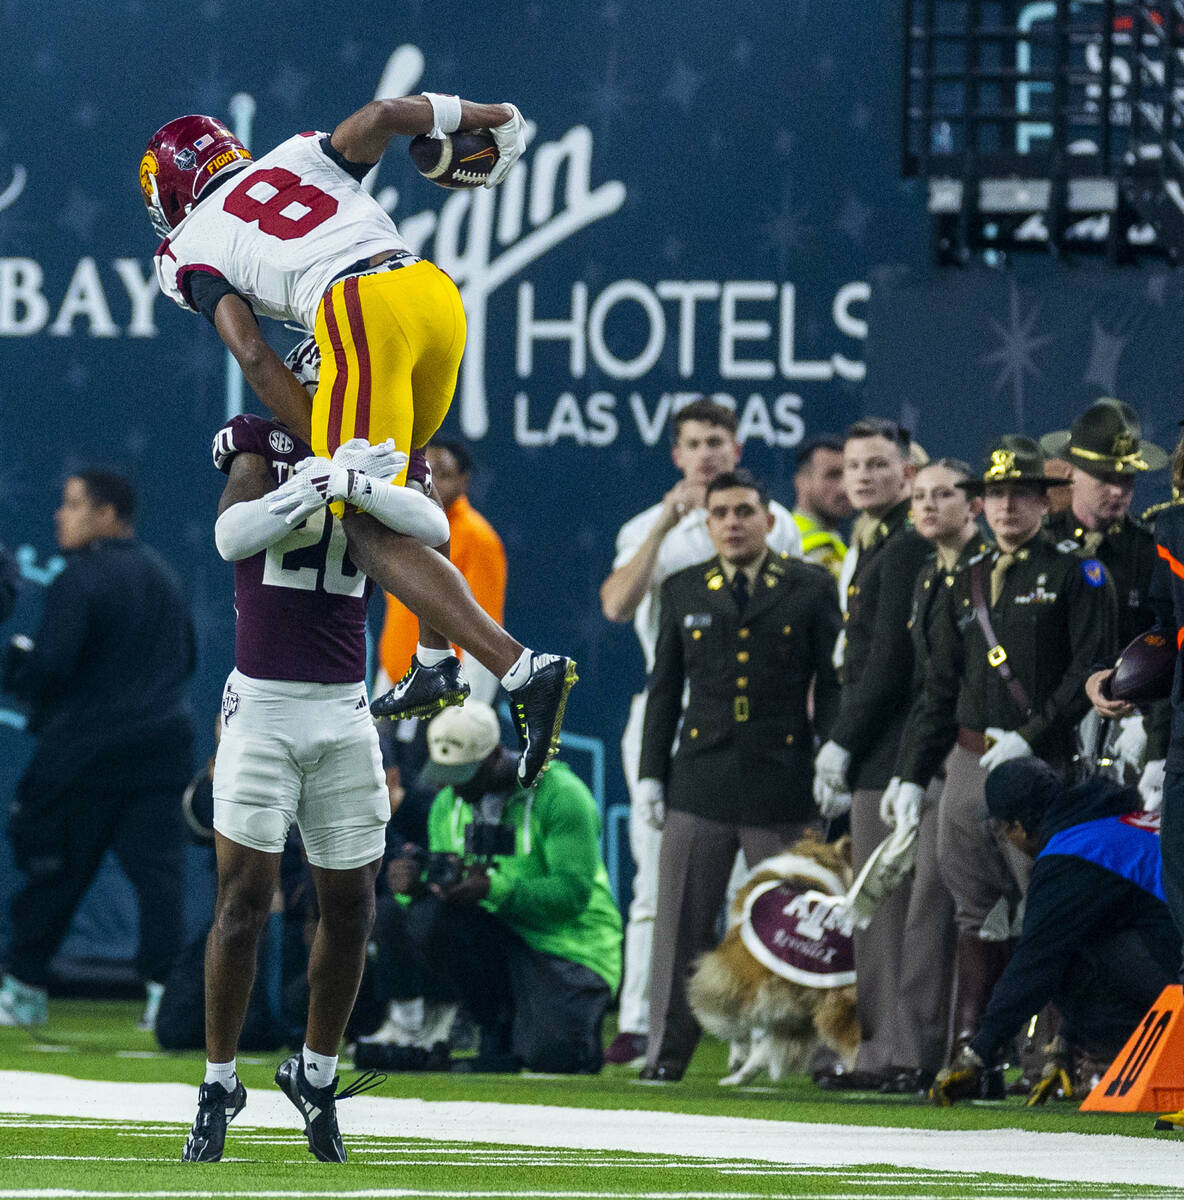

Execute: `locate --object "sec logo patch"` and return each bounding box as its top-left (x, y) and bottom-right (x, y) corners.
top-left (269, 430), bottom-right (294, 455)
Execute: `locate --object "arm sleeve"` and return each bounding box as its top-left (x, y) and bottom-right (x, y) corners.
top-left (485, 777), bottom-right (599, 926)
top-left (214, 495), bottom-right (295, 561)
top-left (187, 270), bottom-right (253, 327)
top-left (1018, 561), bottom-right (1118, 748)
top-left (319, 135), bottom-right (377, 183)
top-left (895, 584), bottom-right (963, 785)
top-left (810, 577), bottom-right (843, 739)
top-left (971, 857), bottom-right (1129, 1062)
top-left (638, 579), bottom-right (686, 783)
top-left (829, 533), bottom-right (931, 759)
top-left (11, 565), bottom-right (91, 707)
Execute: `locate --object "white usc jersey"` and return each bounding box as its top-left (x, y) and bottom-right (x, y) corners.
top-left (154, 132), bottom-right (411, 331)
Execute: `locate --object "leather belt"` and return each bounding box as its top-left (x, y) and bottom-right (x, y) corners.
top-left (956, 726), bottom-right (987, 755)
top-left (329, 250), bottom-right (421, 288)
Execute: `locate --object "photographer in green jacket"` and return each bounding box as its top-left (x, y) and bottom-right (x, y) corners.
top-left (363, 701), bottom-right (621, 1074)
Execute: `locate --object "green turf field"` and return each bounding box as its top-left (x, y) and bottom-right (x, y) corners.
top-left (2, 1000), bottom-right (1183, 1199)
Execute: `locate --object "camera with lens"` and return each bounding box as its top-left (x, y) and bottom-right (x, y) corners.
top-left (464, 819), bottom-right (516, 858)
top-left (413, 848), bottom-right (464, 890)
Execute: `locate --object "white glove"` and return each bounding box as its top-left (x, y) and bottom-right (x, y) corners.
top-left (266, 457), bottom-right (332, 526)
top-left (1140, 759), bottom-right (1166, 813)
top-left (879, 777), bottom-right (902, 826)
top-left (814, 740), bottom-right (852, 792)
top-left (327, 465), bottom-right (449, 546)
top-left (894, 782), bottom-right (925, 832)
top-left (331, 436), bottom-right (407, 482)
top-left (485, 103), bottom-right (526, 187)
top-left (814, 776), bottom-right (853, 819)
top-left (979, 728), bottom-right (1032, 772)
top-left (1114, 714), bottom-right (1149, 770)
top-left (635, 778), bottom-right (666, 830)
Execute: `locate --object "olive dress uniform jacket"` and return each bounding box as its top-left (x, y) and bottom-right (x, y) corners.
top-left (829, 498), bottom-right (933, 790)
top-left (908, 537), bottom-right (993, 687)
top-left (1045, 509), bottom-right (1157, 650)
top-left (639, 550), bottom-right (841, 827)
top-left (896, 531), bottom-right (1117, 787)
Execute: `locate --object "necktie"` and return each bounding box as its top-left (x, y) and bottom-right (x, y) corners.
top-left (854, 514), bottom-right (878, 551)
top-left (733, 570), bottom-right (750, 617)
top-left (989, 551), bottom-right (1015, 607)
top-left (1081, 530), bottom-right (1104, 555)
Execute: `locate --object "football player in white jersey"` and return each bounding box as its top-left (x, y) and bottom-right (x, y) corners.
top-left (140, 95), bottom-right (575, 788)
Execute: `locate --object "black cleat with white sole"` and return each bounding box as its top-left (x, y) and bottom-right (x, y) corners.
top-left (370, 654), bottom-right (470, 721)
top-left (274, 1054), bottom-right (386, 1163)
top-left (509, 653), bottom-right (578, 788)
top-left (181, 1078), bottom-right (247, 1162)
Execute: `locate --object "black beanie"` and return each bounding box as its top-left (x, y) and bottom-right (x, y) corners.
top-left (984, 756), bottom-right (1062, 833)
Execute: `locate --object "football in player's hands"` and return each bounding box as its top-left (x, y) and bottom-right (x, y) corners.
top-left (1105, 627), bottom-right (1176, 703)
top-left (409, 130), bottom-right (499, 189)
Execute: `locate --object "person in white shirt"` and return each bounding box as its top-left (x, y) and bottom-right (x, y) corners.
top-left (598, 397), bottom-right (801, 1065)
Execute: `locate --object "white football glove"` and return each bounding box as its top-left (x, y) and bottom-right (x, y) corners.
top-left (635, 778), bottom-right (666, 830)
top-left (485, 103), bottom-right (526, 187)
top-left (894, 782), bottom-right (925, 832)
top-left (979, 728), bottom-right (1032, 771)
top-left (1114, 714), bottom-right (1148, 770)
top-left (326, 465), bottom-right (450, 547)
top-left (331, 437), bottom-right (407, 482)
top-left (814, 776), bottom-right (853, 820)
top-left (814, 740), bottom-right (852, 793)
top-left (1140, 759), bottom-right (1166, 813)
top-left (266, 457), bottom-right (332, 526)
top-left (879, 777), bottom-right (902, 826)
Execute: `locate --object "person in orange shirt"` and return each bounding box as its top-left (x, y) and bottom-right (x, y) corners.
top-left (378, 440), bottom-right (507, 707)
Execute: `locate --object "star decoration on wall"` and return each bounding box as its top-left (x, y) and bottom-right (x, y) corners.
top-left (978, 279), bottom-right (1052, 431)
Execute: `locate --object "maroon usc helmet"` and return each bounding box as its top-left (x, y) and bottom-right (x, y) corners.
top-left (140, 115), bottom-right (252, 237)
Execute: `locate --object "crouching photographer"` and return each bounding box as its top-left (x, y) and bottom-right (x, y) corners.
top-left (932, 756), bottom-right (1179, 1106)
top-left (357, 701), bottom-right (622, 1074)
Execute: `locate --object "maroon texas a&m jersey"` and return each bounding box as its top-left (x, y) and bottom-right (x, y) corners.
top-left (213, 414), bottom-right (372, 683)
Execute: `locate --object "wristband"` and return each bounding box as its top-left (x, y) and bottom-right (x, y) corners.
top-left (421, 92), bottom-right (462, 138)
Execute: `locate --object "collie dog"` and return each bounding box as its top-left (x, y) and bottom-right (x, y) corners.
top-left (687, 834), bottom-right (860, 1086)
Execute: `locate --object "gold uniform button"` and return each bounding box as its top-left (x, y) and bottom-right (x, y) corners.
top-left (782, 624), bottom-right (792, 635)
top-left (692, 629), bottom-right (702, 640)
top-left (738, 628), bottom-right (750, 639)
top-left (737, 677), bottom-right (748, 689)
top-left (689, 728), bottom-right (699, 739)
top-left (785, 734), bottom-right (794, 745)
top-left (737, 650), bottom-right (750, 663)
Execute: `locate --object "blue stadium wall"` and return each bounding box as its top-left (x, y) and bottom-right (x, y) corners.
top-left (1, 3), bottom-right (1181, 970)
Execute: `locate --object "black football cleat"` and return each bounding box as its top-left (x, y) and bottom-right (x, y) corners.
top-left (275, 1054), bottom-right (385, 1163)
top-left (370, 654), bottom-right (470, 721)
top-left (181, 1078), bottom-right (247, 1162)
top-left (509, 654), bottom-right (579, 787)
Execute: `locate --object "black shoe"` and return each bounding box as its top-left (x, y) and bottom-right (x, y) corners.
top-left (508, 654), bottom-right (578, 787)
top-left (353, 1040), bottom-right (452, 1073)
top-left (638, 1061), bottom-right (685, 1082)
top-left (813, 1064), bottom-right (887, 1091)
top-left (181, 1079), bottom-right (247, 1162)
top-left (979, 1064), bottom-right (1006, 1099)
top-left (370, 655), bottom-right (469, 721)
top-left (274, 1054), bottom-right (386, 1163)
top-left (879, 1067), bottom-right (935, 1095)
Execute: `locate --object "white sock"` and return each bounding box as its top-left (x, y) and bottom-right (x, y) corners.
top-left (302, 1044), bottom-right (338, 1088)
top-left (501, 648), bottom-right (535, 691)
top-left (416, 643), bottom-right (454, 667)
top-left (204, 1059), bottom-right (237, 1090)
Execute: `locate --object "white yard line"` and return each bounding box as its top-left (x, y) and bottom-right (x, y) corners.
top-left (0, 1071), bottom-right (1179, 1189)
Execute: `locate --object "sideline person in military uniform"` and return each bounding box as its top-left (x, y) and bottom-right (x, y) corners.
top-left (635, 469), bottom-right (840, 1081)
top-left (1043, 399), bottom-right (1167, 793)
top-left (811, 417), bottom-right (933, 1090)
top-left (888, 436), bottom-right (1117, 1091)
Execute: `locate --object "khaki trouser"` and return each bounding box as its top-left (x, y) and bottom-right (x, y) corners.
top-left (937, 744), bottom-right (1031, 936)
top-left (646, 808), bottom-right (814, 1071)
top-left (850, 773), bottom-right (956, 1074)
